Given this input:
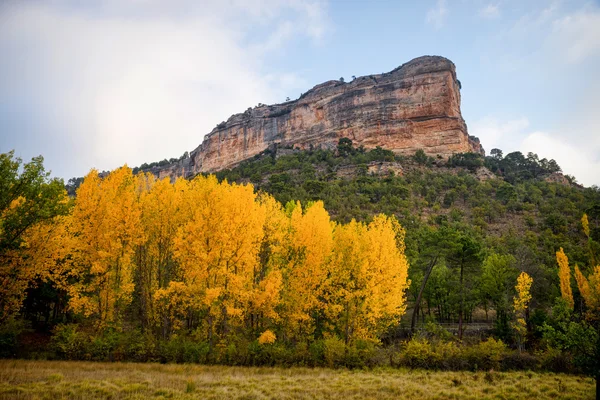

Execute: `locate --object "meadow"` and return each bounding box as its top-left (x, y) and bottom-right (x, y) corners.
top-left (0, 360), bottom-right (594, 400)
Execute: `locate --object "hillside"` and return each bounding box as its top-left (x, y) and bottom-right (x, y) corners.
top-left (212, 141), bottom-right (600, 312)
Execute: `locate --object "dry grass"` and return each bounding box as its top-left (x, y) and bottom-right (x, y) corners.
top-left (0, 360), bottom-right (594, 399)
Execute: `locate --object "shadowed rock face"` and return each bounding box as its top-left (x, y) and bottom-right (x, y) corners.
top-left (153, 56), bottom-right (482, 180)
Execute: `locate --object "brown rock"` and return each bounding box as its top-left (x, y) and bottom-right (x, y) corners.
top-left (148, 56), bottom-right (482, 180)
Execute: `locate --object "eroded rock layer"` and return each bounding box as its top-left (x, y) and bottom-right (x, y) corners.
top-left (156, 56), bottom-right (482, 180)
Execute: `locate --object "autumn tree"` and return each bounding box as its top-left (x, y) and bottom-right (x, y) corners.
top-left (512, 272), bottom-right (533, 352)
top-left (135, 175), bottom-right (188, 332)
top-left (67, 167), bottom-right (143, 328)
top-left (0, 151), bottom-right (70, 322)
top-left (545, 223), bottom-right (600, 399)
top-left (327, 215), bottom-right (409, 343)
top-left (280, 201), bottom-right (333, 341)
top-left (556, 247), bottom-right (574, 309)
top-left (173, 176), bottom-right (266, 344)
top-left (248, 194), bottom-right (286, 340)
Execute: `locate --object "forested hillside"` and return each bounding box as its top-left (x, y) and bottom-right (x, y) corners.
top-left (214, 140), bottom-right (599, 314)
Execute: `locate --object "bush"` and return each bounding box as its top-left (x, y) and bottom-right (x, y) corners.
top-left (501, 351), bottom-right (538, 371)
top-left (400, 339), bottom-right (438, 369)
top-left (536, 347), bottom-right (575, 373)
top-left (51, 324), bottom-right (88, 360)
top-left (323, 337), bottom-right (346, 368)
top-left (464, 338), bottom-right (506, 371)
top-left (344, 339), bottom-right (378, 368)
top-left (0, 319), bottom-right (27, 358)
top-left (122, 330), bottom-right (157, 362)
top-left (159, 337), bottom-right (211, 364)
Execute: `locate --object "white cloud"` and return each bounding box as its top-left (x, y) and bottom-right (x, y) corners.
top-left (426, 0), bottom-right (448, 30)
top-left (470, 116), bottom-right (600, 187)
top-left (547, 11), bottom-right (600, 64)
top-left (470, 116), bottom-right (529, 152)
top-left (479, 3), bottom-right (500, 19)
top-left (521, 132), bottom-right (600, 187)
top-left (0, 1), bottom-right (330, 178)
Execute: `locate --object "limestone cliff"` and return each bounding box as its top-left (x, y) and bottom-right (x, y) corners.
top-left (150, 55), bottom-right (482, 180)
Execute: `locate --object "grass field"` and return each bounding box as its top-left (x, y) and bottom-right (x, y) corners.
top-left (0, 360), bottom-right (594, 399)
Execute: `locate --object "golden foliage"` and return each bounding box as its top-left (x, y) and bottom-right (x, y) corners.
top-left (7, 164), bottom-right (410, 343)
top-left (556, 248), bottom-right (574, 309)
top-left (327, 215), bottom-right (409, 343)
top-left (574, 265), bottom-right (600, 320)
top-left (513, 272), bottom-right (533, 313)
top-left (512, 272), bottom-right (533, 352)
top-left (67, 167), bottom-right (143, 326)
top-left (258, 330), bottom-right (276, 345)
top-left (581, 213), bottom-right (590, 238)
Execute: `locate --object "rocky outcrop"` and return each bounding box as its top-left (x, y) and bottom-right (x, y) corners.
top-left (148, 56), bottom-right (482, 180)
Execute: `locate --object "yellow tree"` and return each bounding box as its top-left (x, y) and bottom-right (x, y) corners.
top-left (247, 194), bottom-right (286, 339)
top-left (512, 272), bottom-right (533, 352)
top-left (574, 265), bottom-right (600, 321)
top-left (326, 219), bottom-right (370, 343)
top-left (556, 247), bottom-right (574, 309)
top-left (0, 152), bottom-right (71, 322)
top-left (0, 213), bottom-right (72, 322)
top-left (362, 215), bottom-right (410, 338)
top-left (68, 167), bottom-right (143, 328)
top-left (136, 175), bottom-right (188, 332)
top-left (281, 201), bottom-right (333, 340)
top-left (173, 176), bottom-right (265, 343)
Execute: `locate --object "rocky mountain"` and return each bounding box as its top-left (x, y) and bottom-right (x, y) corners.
top-left (143, 55), bottom-right (483, 181)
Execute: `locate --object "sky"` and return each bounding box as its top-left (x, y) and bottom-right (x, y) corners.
top-left (0, 0), bottom-right (599, 186)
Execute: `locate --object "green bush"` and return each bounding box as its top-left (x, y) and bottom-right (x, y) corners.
top-left (536, 347), bottom-right (575, 373)
top-left (501, 351), bottom-right (538, 370)
top-left (0, 319), bottom-right (27, 358)
top-left (400, 339), bottom-right (439, 369)
top-left (159, 337), bottom-right (211, 364)
top-left (51, 324), bottom-right (88, 360)
top-left (464, 338), bottom-right (506, 370)
top-left (344, 339), bottom-right (377, 368)
top-left (323, 337), bottom-right (346, 368)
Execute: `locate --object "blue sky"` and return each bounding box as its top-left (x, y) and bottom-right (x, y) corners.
top-left (1, 0), bottom-right (599, 185)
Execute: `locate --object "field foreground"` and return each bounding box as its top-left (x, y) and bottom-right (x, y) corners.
top-left (0, 360), bottom-right (594, 400)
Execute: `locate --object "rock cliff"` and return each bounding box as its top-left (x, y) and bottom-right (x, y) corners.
top-left (149, 55), bottom-right (483, 180)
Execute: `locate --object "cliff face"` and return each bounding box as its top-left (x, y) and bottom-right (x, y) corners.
top-left (153, 56), bottom-right (482, 180)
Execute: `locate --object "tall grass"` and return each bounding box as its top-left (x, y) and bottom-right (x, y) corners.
top-left (0, 360), bottom-right (594, 399)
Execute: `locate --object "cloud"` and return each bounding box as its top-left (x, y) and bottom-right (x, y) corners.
top-left (470, 116), bottom-right (600, 187)
top-left (521, 132), bottom-right (600, 187)
top-left (0, 1), bottom-right (331, 178)
top-left (470, 117), bottom-right (529, 152)
top-left (479, 3), bottom-right (500, 19)
top-left (426, 0), bottom-right (448, 30)
top-left (547, 10), bottom-right (600, 64)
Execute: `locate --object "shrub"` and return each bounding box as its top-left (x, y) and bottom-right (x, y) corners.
top-left (0, 318), bottom-right (27, 358)
top-left (501, 351), bottom-right (537, 371)
top-left (51, 324), bottom-right (87, 360)
top-left (465, 338), bottom-right (506, 371)
top-left (323, 337), bottom-right (346, 368)
top-left (536, 347), bottom-right (575, 373)
top-left (309, 340), bottom-right (325, 366)
top-left (400, 339), bottom-right (438, 369)
top-left (344, 339), bottom-right (377, 368)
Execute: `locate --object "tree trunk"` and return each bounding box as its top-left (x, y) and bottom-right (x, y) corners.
top-left (458, 260), bottom-right (464, 341)
top-left (411, 256), bottom-right (438, 334)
